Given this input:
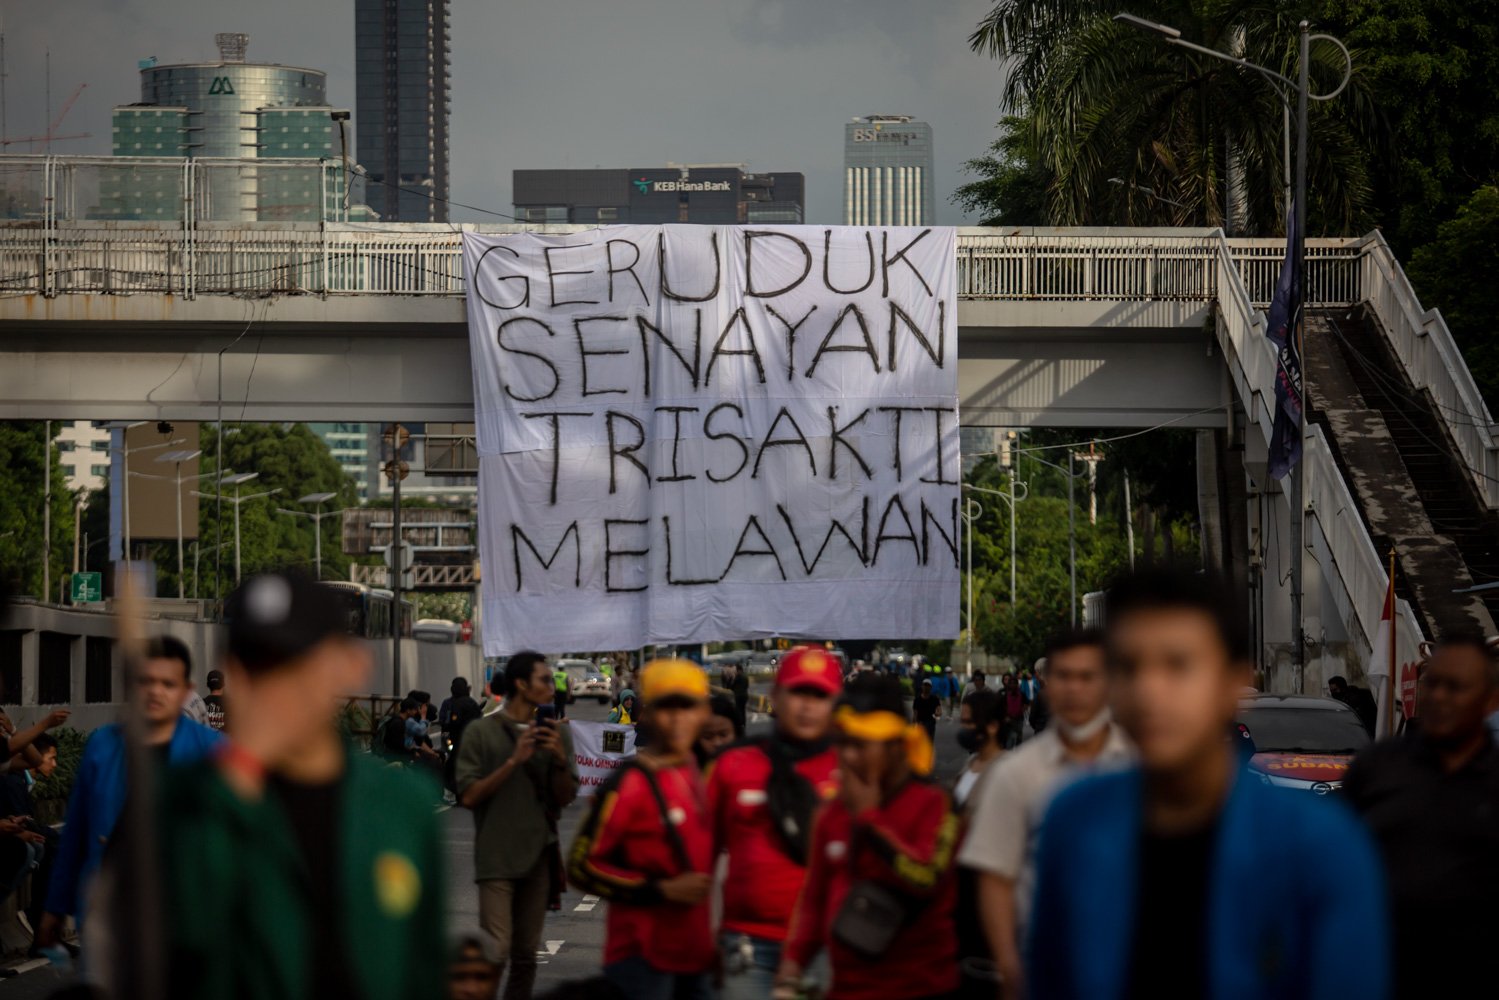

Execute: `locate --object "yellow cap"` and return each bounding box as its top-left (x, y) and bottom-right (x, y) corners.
top-left (834, 705), bottom-right (936, 776)
top-left (639, 658), bottom-right (710, 705)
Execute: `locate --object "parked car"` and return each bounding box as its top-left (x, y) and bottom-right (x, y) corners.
top-left (747, 650), bottom-right (781, 671)
top-left (557, 658), bottom-right (612, 702)
top-left (1235, 693), bottom-right (1371, 794)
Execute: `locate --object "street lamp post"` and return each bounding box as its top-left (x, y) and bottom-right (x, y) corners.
top-left (193, 472), bottom-right (281, 589)
top-left (276, 492), bottom-right (344, 580)
top-left (148, 449), bottom-right (203, 599)
top-left (961, 498), bottom-right (982, 674)
top-left (1115, 12), bottom-right (1353, 685)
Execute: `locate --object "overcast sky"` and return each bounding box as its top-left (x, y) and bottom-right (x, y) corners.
top-left (5, 1), bottom-right (1008, 224)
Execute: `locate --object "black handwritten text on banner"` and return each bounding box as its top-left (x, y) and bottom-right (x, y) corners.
top-left (463, 225), bottom-right (959, 652)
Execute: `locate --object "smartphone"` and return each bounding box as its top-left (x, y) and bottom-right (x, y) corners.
top-left (534, 704), bottom-right (558, 727)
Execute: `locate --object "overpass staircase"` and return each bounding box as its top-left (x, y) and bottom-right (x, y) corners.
top-left (1307, 307), bottom-right (1499, 637)
top-left (1212, 234), bottom-right (1499, 677)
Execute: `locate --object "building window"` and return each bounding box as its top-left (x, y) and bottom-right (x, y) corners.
top-left (37, 631), bottom-right (72, 705)
top-left (0, 631), bottom-right (19, 705)
top-left (85, 636), bottom-right (113, 704)
top-left (91, 465), bottom-right (109, 478)
top-left (91, 440), bottom-right (108, 452)
top-left (57, 440), bottom-right (76, 452)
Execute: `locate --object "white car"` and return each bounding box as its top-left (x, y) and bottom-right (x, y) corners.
top-left (558, 659), bottom-right (611, 702)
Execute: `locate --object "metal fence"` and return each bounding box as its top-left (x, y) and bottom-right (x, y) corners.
top-left (0, 218), bottom-right (1368, 305)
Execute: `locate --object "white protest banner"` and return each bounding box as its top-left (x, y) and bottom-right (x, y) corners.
top-left (571, 720), bottom-right (638, 797)
top-left (464, 225), bottom-right (959, 653)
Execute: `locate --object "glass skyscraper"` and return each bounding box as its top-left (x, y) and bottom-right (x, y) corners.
top-left (355, 0), bottom-right (451, 222)
top-left (843, 115), bottom-right (935, 226)
top-left (138, 35), bottom-right (328, 159)
top-left (104, 35), bottom-right (358, 223)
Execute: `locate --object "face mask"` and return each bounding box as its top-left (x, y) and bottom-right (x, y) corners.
top-left (1054, 710), bottom-right (1110, 744)
top-left (955, 727), bottom-right (982, 753)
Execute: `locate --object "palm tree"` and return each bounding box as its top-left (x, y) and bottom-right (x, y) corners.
top-left (968, 1), bottom-right (1387, 234)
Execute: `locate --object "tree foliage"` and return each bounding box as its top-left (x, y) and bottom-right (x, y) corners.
top-left (952, 116), bottom-right (1050, 226)
top-left (1406, 186), bottom-right (1499, 411)
top-left (964, 0), bottom-right (1386, 234)
top-left (0, 423), bottom-right (79, 600)
top-left (1318, 0), bottom-right (1499, 251)
top-left (185, 423), bottom-right (360, 598)
top-left (961, 436), bottom-right (1199, 666)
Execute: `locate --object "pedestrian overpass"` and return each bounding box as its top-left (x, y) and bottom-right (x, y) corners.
top-left (2, 215), bottom-right (1495, 695)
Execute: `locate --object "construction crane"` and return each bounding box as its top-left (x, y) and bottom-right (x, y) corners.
top-left (1, 82), bottom-right (90, 150)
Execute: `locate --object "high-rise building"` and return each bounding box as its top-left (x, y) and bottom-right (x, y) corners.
top-left (104, 35), bottom-right (365, 223)
top-left (355, 0), bottom-right (451, 222)
top-left (55, 422), bottom-right (112, 494)
top-left (137, 34), bottom-right (329, 158)
top-left (307, 422), bottom-right (376, 498)
top-left (843, 115), bottom-right (934, 226)
top-left (513, 165), bottom-right (805, 225)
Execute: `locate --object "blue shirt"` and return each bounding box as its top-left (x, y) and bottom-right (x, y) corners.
top-left (47, 718), bottom-right (222, 919)
top-left (1028, 765), bottom-right (1389, 1000)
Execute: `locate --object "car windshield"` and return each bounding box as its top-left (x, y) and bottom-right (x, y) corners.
top-left (1238, 705), bottom-right (1371, 754)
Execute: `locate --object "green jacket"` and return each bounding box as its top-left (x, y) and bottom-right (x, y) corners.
top-left (455, 712), bottom-right (578, 881)
top-left (160, 750), bottom-right (445, 1000)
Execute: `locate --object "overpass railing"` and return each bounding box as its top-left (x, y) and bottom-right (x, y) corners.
top-left (1212, 242), bottom-right (1427, 674)
top-left (2, 215), bottom-right (1491, 503)
top-left (0, 220), bottom-right (1361, 306)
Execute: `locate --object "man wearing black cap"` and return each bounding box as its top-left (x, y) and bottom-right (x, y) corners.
top-left (158, 571), bottom-right (445, 1000)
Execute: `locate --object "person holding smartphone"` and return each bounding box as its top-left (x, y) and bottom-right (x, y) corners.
top-left (456, 652), bottom-right (578, 1000)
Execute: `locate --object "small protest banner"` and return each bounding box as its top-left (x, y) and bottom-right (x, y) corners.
top-left (464, 225), bottom-right (961, 652)
top-left (571, 720), bottom-right (638, 797)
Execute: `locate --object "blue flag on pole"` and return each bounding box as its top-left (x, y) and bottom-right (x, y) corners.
top-left (1265, 199), bottom-right (1303, 480)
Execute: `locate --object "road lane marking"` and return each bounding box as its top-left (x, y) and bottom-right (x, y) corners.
top-left (538, 940), bottom-right (564, 957)
top-left (574, 894), bottom-right (600, 912)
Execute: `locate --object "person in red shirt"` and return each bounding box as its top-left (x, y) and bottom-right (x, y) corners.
top-left (706, 645), bottom-right (842, 999)
top-left (568, 659), bottom-right (715, 1000)
top-left (776, 672), bottom-right (960, 1000)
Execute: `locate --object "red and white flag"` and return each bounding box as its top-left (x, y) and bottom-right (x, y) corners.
top-left (1366, 573), bottom-right (1396, 738)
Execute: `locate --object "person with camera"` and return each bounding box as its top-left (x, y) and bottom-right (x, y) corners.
top-left (457, 651), bottom-right (579, 1000)
top-left (775, 673), bottom-right (960, 1000)
top-left (569, 659), bottom-right (715, 1000)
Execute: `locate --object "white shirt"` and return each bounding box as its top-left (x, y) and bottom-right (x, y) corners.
top-left (957, 724), bottom-right (1133, 935)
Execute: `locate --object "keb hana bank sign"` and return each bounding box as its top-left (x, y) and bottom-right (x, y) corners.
top-left (463, 225), bottom-right (959, 652)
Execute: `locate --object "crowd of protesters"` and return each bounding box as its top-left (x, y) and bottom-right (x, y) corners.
top-left (1, 565), bottom-right (1497, 1000)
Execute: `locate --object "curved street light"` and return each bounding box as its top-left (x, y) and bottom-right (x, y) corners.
top-left (1116, 13), bottom-right (1355, 681)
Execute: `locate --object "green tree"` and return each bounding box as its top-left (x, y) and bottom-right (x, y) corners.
top-left (966, 1), bottom-right (1384, 233)
top-left (189, 423), bottom-right (359, 598)
top-left (0, 422), bottom-right (78, 599)
top-left (1406, 186), bottom-right (1499, 410)
top-left (951, 116), bottom-right (1051, 225)
top-left (961, 433), bottom-right (1201, 665)
top-left (1318, 0), bottom-right (1499, 251)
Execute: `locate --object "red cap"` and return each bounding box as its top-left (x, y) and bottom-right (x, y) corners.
top-left (775, 646), bottom-right (843, 696)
